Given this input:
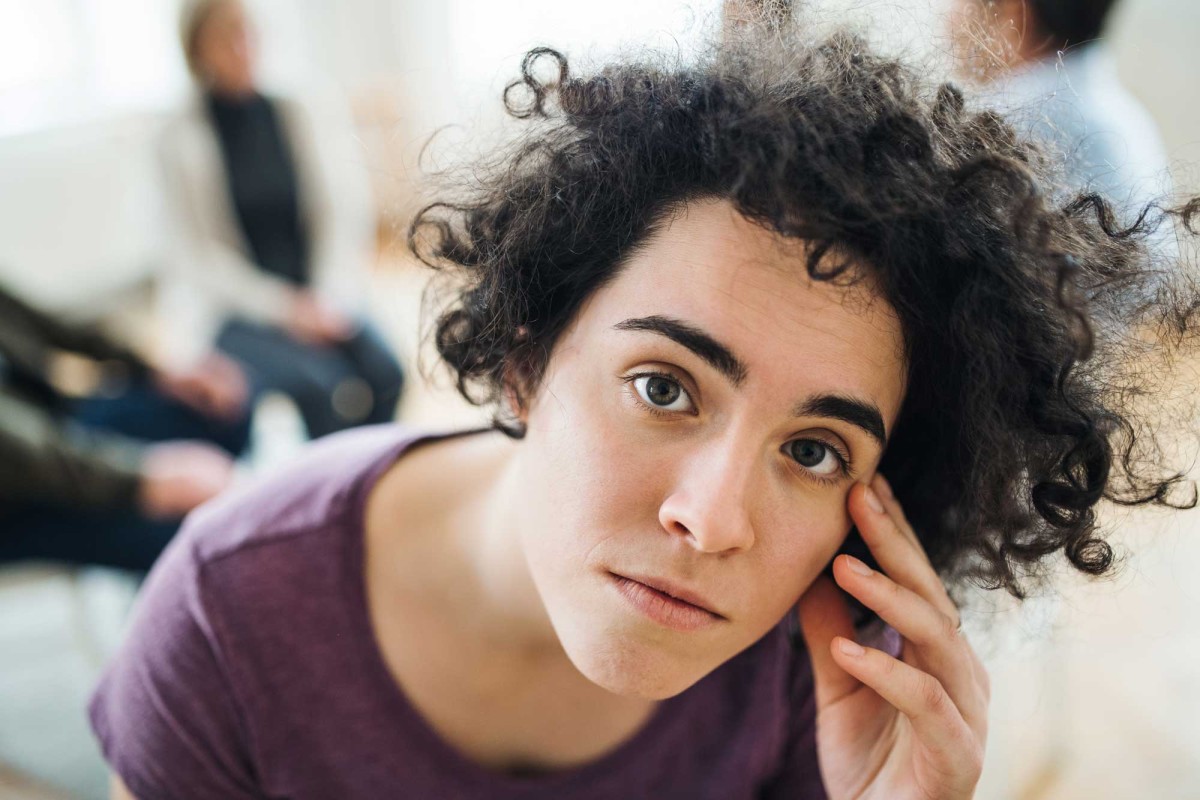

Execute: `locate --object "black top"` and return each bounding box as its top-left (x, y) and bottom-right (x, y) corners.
top-left (207, 92), bottom-right (310, 287)
top-left (0, 284), bottom-right (149, 411)
top-left (0, 284), bottom-right (151, 513)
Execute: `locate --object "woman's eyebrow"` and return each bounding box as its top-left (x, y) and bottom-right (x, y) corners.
top-left (794, 394), bottom-right (887, 447)
top-left (614, 315), bottom-right (748, 386)
top-left (613, 315), bottom-right (887, 447)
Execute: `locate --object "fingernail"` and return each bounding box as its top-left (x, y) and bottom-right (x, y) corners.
top-left (874, 473), bottom-right (893, 501)
top-left (838, 638), bottom-right (866, 657)
top-left (863, 485), bottom-right (884, 514)
top-left (844, 555), bottom-right (873, 577)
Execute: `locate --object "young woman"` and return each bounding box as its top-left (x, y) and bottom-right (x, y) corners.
top-left (91, 24), bottom-right (1197, 800)
top-left (160, 0), bottom-right (404, 438)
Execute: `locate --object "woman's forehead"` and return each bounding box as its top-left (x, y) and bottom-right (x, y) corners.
top-left (578, 200), bottom-right (908, 415)
top-left (613, 202), bottom-right (903, 357)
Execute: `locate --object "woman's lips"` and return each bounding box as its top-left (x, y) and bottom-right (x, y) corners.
top-left (609, 572), bottom-right (725, 632)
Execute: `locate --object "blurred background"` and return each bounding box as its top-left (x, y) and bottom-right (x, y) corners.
top-left (0, 0), bottom-right (1197, 797)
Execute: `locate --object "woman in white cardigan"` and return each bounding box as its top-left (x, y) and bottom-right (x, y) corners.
top-left (160, 0), bottom-right (404, 439)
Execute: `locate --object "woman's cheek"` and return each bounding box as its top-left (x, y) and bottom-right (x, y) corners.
top-left (762, 502), bottom-right (849, 595)
top-left (535, 391), bottom-right (659, 524)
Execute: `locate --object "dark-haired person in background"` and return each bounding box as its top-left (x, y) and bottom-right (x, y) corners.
top-left (953, 0), bottom-right (1171, 214)
top-left (0, 284), bottom-right (249, 572)
top-left (159, 0), bottom-right (404, 440)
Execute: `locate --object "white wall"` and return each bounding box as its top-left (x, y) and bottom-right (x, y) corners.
top-left (0, 114), bottom-right (167, 314)
top-left (0, 0), bottom-right (396, 313)
top-left (1112, 0), bottom-right (1200, 194)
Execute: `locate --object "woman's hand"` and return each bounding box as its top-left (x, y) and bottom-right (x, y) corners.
top-left (136, 441), bottom-right (236, 519)
top-left (797, 475), bottom-right (989, 800)
top-left (286, 291), bottom-right (355, 345)
top-left (154, 352), bottom-right (249, 422)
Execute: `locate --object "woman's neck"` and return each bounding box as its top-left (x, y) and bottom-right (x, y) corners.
top-left (205, 82), bottom-right (258, 104)
top-left (368, 429), bottom-right (564, 659)
top-left (363, 429), bottom-right (660, 771)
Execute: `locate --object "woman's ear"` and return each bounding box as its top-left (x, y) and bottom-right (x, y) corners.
top-left (501, 326), bottom-right (534, 424)
top-left (501, 376), bottom-right (527, 423)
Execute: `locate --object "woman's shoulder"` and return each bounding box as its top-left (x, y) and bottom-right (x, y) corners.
top-left (88, 427), bottom-right (432, 761)
top-left (180, 424), bottom-right (424, 568)
top-left (157, 94), bottom-right (217, 168)
top-left (160, 92), bottom-right (210, 131)
top-left (88, 424), bottom-right (440, 798)
top-left (264, 85), bottom-right (359, 151)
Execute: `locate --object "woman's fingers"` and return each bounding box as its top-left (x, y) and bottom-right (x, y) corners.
top-left (871, 474), bottom-right (921, 550)
top-left (963, 634), bottom-right (992, 707)
top-left (845, 477), bottom-right (990, 736)
top-left (850, 481), bottom-right (959, 624)
top-left (830, 638), bottom-right (984, 783)
top-left (832, 554), bottom-right (988, 735)
top-left (868, 474), bottom-right (901, 521)
top-left (795, 574), bottom-right (861, 709)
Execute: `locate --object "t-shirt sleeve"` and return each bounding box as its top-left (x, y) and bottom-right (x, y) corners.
top-left (758, 621), bottom-right (903, 800)
top-left (88, 521), bottom-right (264, 800)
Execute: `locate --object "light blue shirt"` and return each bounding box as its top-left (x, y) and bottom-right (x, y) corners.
top-left (981, 43), bottom-right (1172, 217)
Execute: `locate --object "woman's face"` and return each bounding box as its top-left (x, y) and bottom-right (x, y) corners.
top-left (949, 0), bottom-right (1025, 78)
top-left (194, 1), bottom-right (258, 96)
top-left (512, 199), bottom-right (908, 699)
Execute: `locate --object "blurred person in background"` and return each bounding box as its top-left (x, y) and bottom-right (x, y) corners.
top-left (0, 283), bottom-right (249, 572)
top-left (160, 0), bottom-right (404, 440)
top-left (952, 0), bottom-right (1172, 215)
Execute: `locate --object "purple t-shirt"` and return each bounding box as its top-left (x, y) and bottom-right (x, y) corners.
top-left (89, 425), bottom-right (876, 799)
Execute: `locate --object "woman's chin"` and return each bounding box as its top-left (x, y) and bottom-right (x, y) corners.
top-left (559, 631), bottom-right (710, 700)
top-left (583, 664), bottom-right (696, 700)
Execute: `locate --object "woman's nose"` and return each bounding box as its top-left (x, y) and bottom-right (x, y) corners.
top-left (657, 445), bottom-right (757, 554)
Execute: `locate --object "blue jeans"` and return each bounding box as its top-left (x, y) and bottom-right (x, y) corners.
top-left (216, 318), bottom-right (404, 439)
top-left (0, 380), bottom-right (252, 572)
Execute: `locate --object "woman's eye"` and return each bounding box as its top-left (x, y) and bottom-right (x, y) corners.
top-left (632, 375), bottom-right (694, 413)
top-left (785, 438), bottom-right (844, 477)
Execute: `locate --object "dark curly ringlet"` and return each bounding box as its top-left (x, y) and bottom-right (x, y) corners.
top-left (409, 28), bottom-right (1200, 601)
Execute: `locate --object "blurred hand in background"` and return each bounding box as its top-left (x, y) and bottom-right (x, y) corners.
top-left (154, 351), bottom-right (250, 422)
top-left (136, 440), bottom-right (236, 520)
top-left (285, 290), bottom-right (356, 346)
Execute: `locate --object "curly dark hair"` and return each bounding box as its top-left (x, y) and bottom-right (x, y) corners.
top-left (409, 28), bottom-right (1200, 601)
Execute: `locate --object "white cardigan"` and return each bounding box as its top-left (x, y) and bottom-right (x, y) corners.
top-left (157, 90), bottom-right (375, 366)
